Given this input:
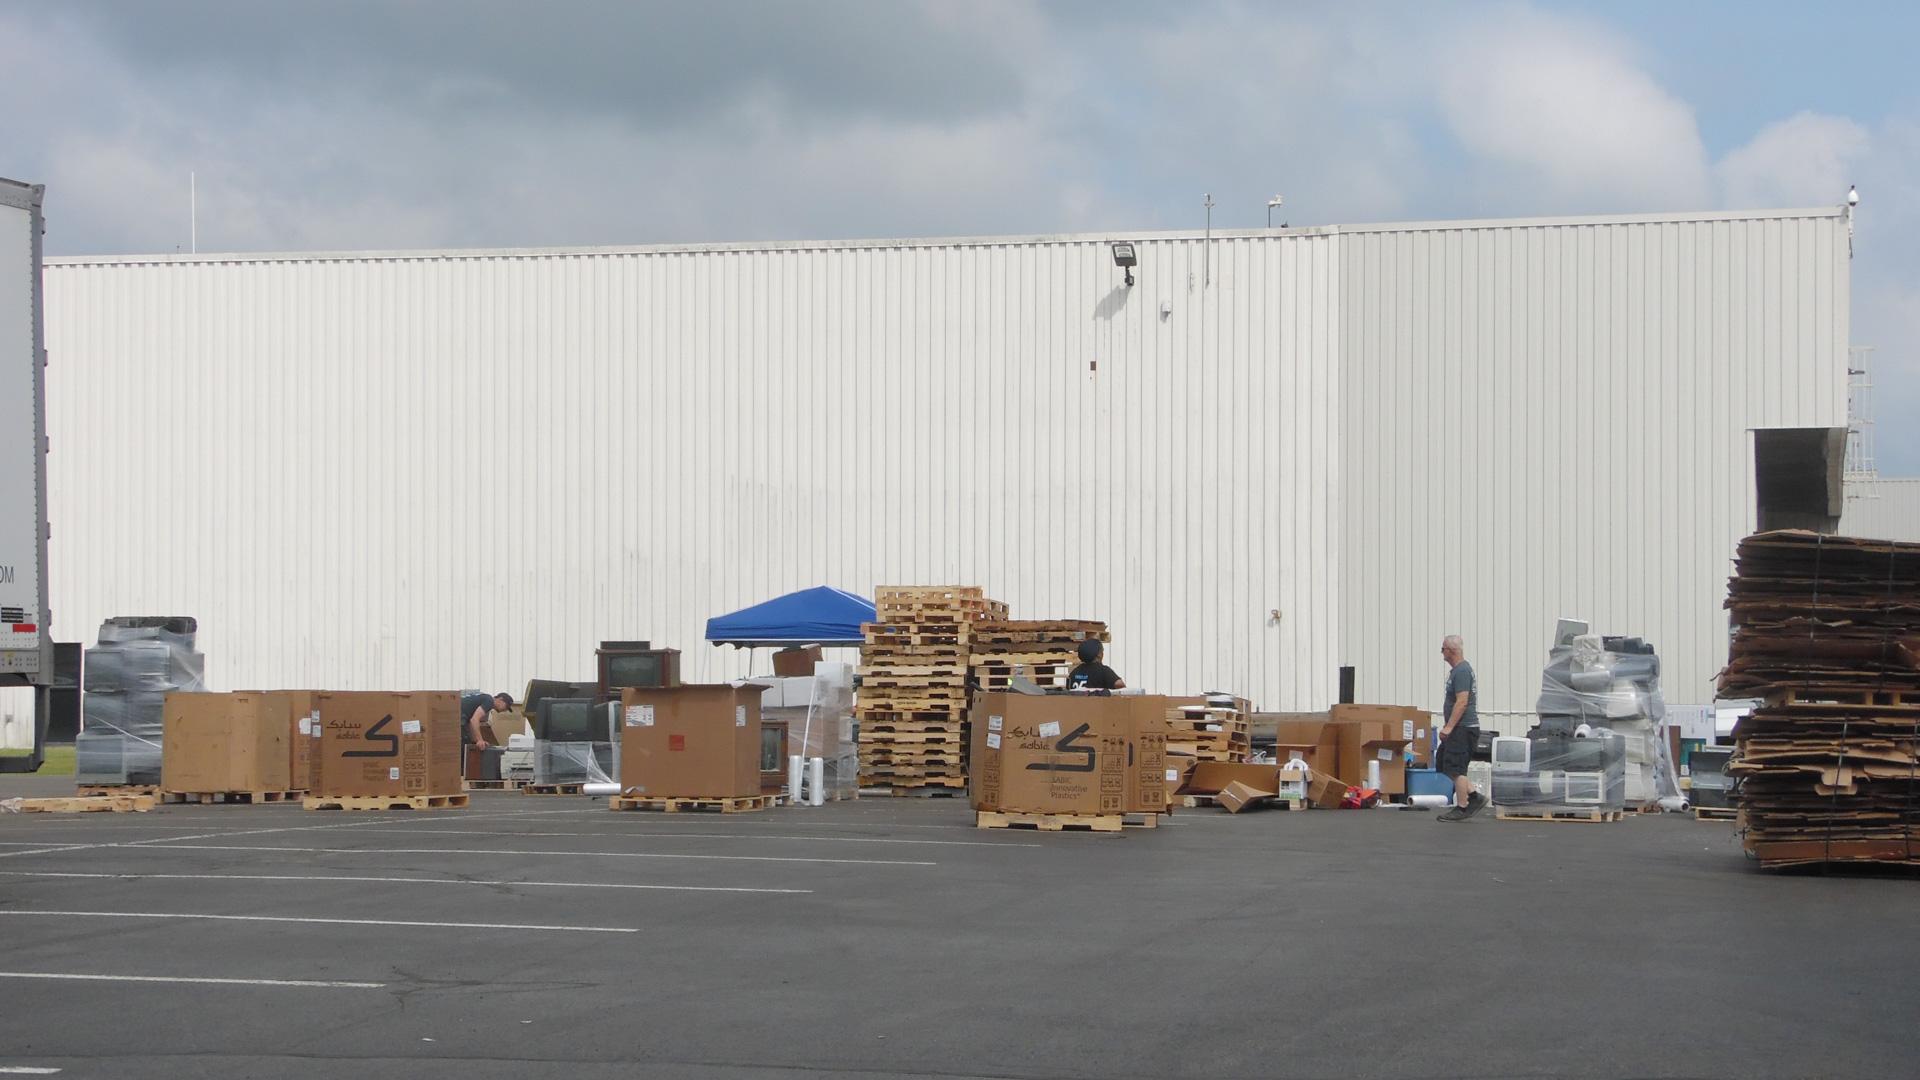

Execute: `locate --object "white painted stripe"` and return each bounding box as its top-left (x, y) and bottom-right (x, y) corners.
top-left (0, 971), bottom-right (379, 989)
top-left (0, 1066), bottom-right (60, 1073)
top-left (0, 910), bottom-right (637, 934)
top-left (360, 827), bottom-right (1034, 848)
top-left (0, 871), bottom-right (809, 894)
top-left (0, 847), bottom-right (99, 860)
top-left (127, 843), bottom-right (935, 867)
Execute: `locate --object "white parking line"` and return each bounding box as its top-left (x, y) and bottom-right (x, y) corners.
top-left (0, 1065), bottom-right (59, 1074)
top-left (359, 827), bottom-right (1035, 848)
top-left (122, 843), bottom-right (937, 867)
top-left (0, 910), bottom-right (638, 934)
top-left (0, 970), bottom-right (379, 989)
top-left (0, 871), bottom-right (810, 894)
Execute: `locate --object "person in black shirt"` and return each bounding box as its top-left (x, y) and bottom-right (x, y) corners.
top-left (1066, 639), bottom-right (1125, 691)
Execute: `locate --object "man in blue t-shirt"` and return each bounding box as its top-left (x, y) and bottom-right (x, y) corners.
top-left (1436, 635), bottom-right (1486, 822)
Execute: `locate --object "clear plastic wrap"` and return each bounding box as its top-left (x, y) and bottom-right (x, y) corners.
top-left (76, 618), bottom-right (204, 786)
top-left (1532, 633), bottom-right (1679, 807)
top-left (533, 741), bottom-right (614, 786)
top-left (760, 662), bottom-right (858, 800)
top-left (1490, 729), bottom-right (1628, 812)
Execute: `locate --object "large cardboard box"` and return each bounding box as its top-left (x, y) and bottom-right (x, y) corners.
top-left (772, 647), bottom-right (823, 677)
top-left (1272, 718), bottom-right (1338, 776)
top-left (619, 685), bottom-right (761, 798)
top-left (1329, 705), bottom-right (1419, 795)
top-left (313, 691), bottom-right (462, 799)
top-left (969, 693), bottom-right (1171, 816)
top-left (255, 691), bottom-right (322, 792)
top-left (162, 692), bottom-right (294, 794)
top-left (1217, 780), bottom-right (1271, 814)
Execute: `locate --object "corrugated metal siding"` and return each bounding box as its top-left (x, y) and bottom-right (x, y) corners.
top-left (43, 235), bottom-right (1343, 708)
top-left (1339, 214), bottom-right (1850, 726)
top-left (1841, 478), bottom-right (1920, 542)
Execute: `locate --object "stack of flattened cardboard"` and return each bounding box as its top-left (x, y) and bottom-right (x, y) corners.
top-left (1720, 530), bottom-right (1920, 867)
top-left (858, 586), bottom-right (1007, 793)
top-left (967, 619), bottom-right (1108, 691)
top-left (1165, 697), bottom-right (1251, 763)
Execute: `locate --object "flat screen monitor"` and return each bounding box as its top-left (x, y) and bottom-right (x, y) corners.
top-left (538, 698), bottom-right (599, 743)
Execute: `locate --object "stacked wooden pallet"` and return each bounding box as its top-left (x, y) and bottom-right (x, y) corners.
top-left (968, 619), bottom-right (1109, 691)
top-left (1165, 700), bottom-right (1251, 763)
top-left (858, 586), bottom-right (1007, 793)
top-left (1720, 530), bottom-right (1920, 868)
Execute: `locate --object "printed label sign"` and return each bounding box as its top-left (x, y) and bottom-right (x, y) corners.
top-left (297, 718), bottom-right (312, 735)
top-left (626, 705), bottom-right (654, 728)
top-left (1404, 719), bottom-right (1416, 739)
top-left (735, 705), bottom-right (747, 728)
top-left (1379, 748), bottom-right (1394, 761)
top-left (987, 715), bottom-right (1003, 732)
top-left (401, 719), bottom-right (422, 735)
top-left (1038, 721), bottom-right (1061, 738)
top-left (388, 767), bottom-right (401, 780)
top-left (986, 733), bottom-right (1002, 750)
top-left (1165, 768), bottom-right (1180, 782)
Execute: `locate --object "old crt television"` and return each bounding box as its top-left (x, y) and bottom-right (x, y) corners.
top-left (597, 641), bottom-right (682, 696)
top-left (536, 697), bottom-right (600, 743)
top-left (525, 678), bottom-right (595, 714)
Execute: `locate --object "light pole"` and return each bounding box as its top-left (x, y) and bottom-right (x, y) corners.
top-left (1267, 194), bottom-right (1284, 228)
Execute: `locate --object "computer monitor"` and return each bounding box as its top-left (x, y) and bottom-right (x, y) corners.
top-left (597, 646), bottom-right (682, 696)
top-left (537, 697), bottom-right (600, 743)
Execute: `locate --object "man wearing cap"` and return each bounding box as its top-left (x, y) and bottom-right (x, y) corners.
top-left (1066, 640), bottom-right (1125, 691)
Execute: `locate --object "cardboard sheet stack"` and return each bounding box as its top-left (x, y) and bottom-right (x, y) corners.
top-left (858, 586), bottom-right (1007, 792)
top-left (1720, 530), bottom-right (1920, 868)
top-left (1165, 695), bottom-right (1251, 762)
top-left (1535, 633), bottom-right (1678, 809)
top-left (967, 620), bottom-right (1108, 691)
top-left (76, 617), bottom-right (206, 787)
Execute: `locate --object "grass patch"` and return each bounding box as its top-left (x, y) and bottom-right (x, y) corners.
top-left (0, 743), bottom-right (76, 775)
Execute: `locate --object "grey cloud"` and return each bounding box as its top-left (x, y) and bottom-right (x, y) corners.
top-left (24, 0), bottom-right (1035, 130)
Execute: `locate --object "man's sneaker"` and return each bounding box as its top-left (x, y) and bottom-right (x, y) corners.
top-left (1465, 791), bottom-right (1488, 817)
top-left (1436, 806), bottom-right (1470, 822)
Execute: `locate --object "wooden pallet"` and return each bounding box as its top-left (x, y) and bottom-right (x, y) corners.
top-left (1695, 805), bottom-right (1739, 821)
top-left (303, 793), bottom-right (469, 811)
top-left (606, 793), bottom-right (775, 813)
top-left (4, 794), bottom-right (156, 813)
top-left (76, 784), bottom-right (161, 797)
top-left (1494, 807), bottom-right (1624, 823)
top-left (160, 790), bottom-right (303, 805)
top-left (975, 810), bottom-right (1163, 833)
top-left (462, 778), bottom-right (530, 791)
top-left (1762, 685), bottom-right (1915, 707)
top-left (861, 784), bottom-right (968, 798)
top-left (1182, 793), bottom-right (1303, 810)
top-left (521, 783), bottom-right (588, 796)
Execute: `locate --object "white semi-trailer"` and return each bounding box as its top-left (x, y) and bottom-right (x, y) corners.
top-left (0, 178), bottom-right (50, 771)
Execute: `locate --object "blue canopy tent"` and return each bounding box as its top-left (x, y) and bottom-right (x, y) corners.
top-left (704, 587), bottom-right (875, 649)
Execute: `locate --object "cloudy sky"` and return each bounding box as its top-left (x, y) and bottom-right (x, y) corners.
top-left (6, 0), bottom-right (1918, 469)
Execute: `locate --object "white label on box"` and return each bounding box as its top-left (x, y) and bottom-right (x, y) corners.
top-left (1404, 719), bottom-right (1416, 739)
top-left (297, 718), bottom-right (312, 735)
top-left (401, 719), bottom-right (422, 735)
top-left (310, 711), bottom-right (322, 736)
top-left (1378, 748), bottom-right (1394, 761)
top-left (735, 705), bottom-right (747, 728)
top-left (1205, 724), bottom-right (1222, 732)
top-left (1165, 769), bottom-right (1180, 782)
top-left (626, 705), bottom-right (655, 727)
top-left (986, 733), bottom-right (1002, 750)
top-left (1038, 721), bottom-right (1061, 738)
top-left (388, 767), bottom-right (401, 781)
top-left (988, 715), bottom-right (1003, 732)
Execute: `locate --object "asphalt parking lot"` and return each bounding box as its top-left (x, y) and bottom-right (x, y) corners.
top-left (0, 789), bottom-right (1913, 1079)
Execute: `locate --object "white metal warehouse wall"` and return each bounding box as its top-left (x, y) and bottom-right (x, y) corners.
top-left (1842, 477), bottom-right (1920, 542)
top-left (1339, 210), bottom-right (1850, 725)
top-left (42, 233), bottom-right (1342, 709)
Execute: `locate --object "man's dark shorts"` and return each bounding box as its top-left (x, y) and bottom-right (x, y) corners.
top-left (1438, 726), bottom-right (1477, 779)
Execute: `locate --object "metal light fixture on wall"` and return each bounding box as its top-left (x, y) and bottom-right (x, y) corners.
top-left (1111, 241), bottom-right (1137, 287)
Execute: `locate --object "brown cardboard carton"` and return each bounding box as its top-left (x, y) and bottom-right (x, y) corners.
top-left (163, 692), bottom-right (294, 794)
top-left (1273, 718), bottom-right (1338, 776)
top-left (1187, 760), bottom-right (1286, 795)
top-left (772, 647), bottom-right (823, 677)
top-left (969, 693), bottom-right (1170, 816)
top-left (488, 707), bottom-right (530, 745)
top-left (1217, 780), bottom-right (1272, 814)
top-left (255, 691), bottom-right (322, 792)
top-left (1331, 714), bottom-right (1411, 795)
top-left (619, 685), bottom-right (761, 798)
top-left (1307, 770), bottom-right (1353, 808)
top-left (314, 692), bottom-right (462, 798)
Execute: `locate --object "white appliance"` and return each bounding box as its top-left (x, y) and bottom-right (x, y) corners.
top-left (1491, 736), bottom-right (1531, 772)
